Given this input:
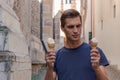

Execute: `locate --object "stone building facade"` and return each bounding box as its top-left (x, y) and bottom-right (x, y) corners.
top-left (91, 0), bottom-right (120, 69)
top-left (0, 0), bottom-right (31, 80)
top-left (13, 0), bottom-right (48, 78)
top-left (42, 0), bottom-right (53, 41)
top-left (0, 0), bottom-right (48, 80)
top-left (83, 0), bottom-right (120, 79)
top-left (83, 0), bottom-right (120, 69)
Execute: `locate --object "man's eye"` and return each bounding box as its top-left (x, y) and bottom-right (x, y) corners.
top-left (67, 26), bottom-right (74, 28)
top-left (76, 24), bottom-right (81, 28)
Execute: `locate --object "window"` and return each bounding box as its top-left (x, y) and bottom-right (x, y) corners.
top-left (101, 19), bottom-right (103, 30)
top-left (113, 4), bottom-right (116, 18)
top-left (66, 0), bottom-right (72, 4)
top-left (0, 26), bottom-right (8, 51)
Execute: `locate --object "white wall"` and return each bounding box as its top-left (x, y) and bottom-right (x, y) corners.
top-left (94, 0), bottom-right (120, 68)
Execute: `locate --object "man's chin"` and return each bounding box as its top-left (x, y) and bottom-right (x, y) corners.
top-left (71, 38), bottom-right (80, 41)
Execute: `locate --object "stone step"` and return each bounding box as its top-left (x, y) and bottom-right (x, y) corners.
top-left (106, 65), bottom-right (120, 80)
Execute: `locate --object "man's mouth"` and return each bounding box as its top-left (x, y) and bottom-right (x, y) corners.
top-left (72, 35), bottom-right (79, 38)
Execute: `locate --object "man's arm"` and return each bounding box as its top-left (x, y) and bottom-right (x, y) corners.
top-left (95, 66), bottom-right (109, 80)
top-left (91, 49), bottom-right (109, 80)
top-left (45, 68), bottom-right (56, 80)
top-left (44, 51), bottom-right (56, 80)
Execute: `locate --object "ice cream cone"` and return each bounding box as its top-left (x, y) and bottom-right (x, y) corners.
top-left (47, 38), bottom-right (55, 50)
top-left (90, 38), bottom-right (98, 49)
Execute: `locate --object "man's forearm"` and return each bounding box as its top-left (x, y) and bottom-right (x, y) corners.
top-left (45, 68), bottom-right (54, 80)
top-left (95, 67), bottom-right (109, 80)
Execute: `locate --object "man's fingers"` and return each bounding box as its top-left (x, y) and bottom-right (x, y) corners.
top-left (45, 51), bottom-right (56, 64)
top-left (46, 56), bottom-right (56, 60)
top-left (91, 49), bottom-right (100, 68)
top-left (46, 59), bottom-right (55, 63)
top-left (91, 59), bottom-right (100, 63)
top-left (91, 49), bottom-right (99, 54)
top-left (91, 53), bottom-right (100, 58)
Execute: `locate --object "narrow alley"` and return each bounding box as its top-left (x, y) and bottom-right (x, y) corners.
top-left (0, 0), bottom-right (120, 80)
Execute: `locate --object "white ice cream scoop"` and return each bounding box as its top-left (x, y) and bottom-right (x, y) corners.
top-left (47, 38), bottom-right (55, 50)
top-left (90, 38), bottom-right (98, 49)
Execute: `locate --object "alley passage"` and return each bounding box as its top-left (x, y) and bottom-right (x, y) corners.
top-left (32, 65), bottom-right (120, 80)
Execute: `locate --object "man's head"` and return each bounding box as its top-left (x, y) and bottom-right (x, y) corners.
top-left (60, 9), bottom-right (82, 27)
top-left (60, 9), bottom-right (82, 42)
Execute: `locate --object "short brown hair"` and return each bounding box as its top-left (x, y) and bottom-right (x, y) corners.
top-left (60, 9), bottom-right (82, 27)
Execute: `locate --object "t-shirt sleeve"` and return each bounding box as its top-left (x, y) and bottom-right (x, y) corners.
top-left (98, 48), bottom-right (109, 66)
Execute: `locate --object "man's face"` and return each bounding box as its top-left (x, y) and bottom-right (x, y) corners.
top-left (61, 16), bottom-right (82, 41)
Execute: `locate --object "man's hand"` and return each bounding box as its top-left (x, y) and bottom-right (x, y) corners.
top-left (90, 48), bottom-right (100, 71)
top-left (45, 50), bottom-right (56, 80)
top-left (45, 50), bottom-right (56, 69)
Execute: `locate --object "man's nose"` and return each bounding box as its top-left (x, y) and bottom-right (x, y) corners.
top-left (73, 27), bottom-right (78, 32)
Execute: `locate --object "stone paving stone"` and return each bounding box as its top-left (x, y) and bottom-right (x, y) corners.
top-left (106, 65), bottom-right (120, 80)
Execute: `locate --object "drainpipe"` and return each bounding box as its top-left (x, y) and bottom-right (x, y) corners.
top-left (53, 18), bottom-right (55, 40)
top-left (40, 0), bottom-right (48, 53)
top-left (40, 0), bottom-right (43, 41)
top-left (88, 0), bottom-right (93, 42)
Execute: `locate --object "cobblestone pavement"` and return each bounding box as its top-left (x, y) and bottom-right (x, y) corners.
top-left (106, 65), bottom-right (120, 80)
top-left (38, 65), bottom-right (120, 80)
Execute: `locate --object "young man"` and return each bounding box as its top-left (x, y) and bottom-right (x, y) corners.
top-left (45, 9), bottom-right (109, 80)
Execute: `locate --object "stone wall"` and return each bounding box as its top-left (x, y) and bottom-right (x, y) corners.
top-left (13, 0), bottom-right (31, 44)
top-left (31, 0), bottom-right (40, 38)
top-left (0, 0), bottom-right (31, 80)
top-left (42, 0), bottom-right (53, 41)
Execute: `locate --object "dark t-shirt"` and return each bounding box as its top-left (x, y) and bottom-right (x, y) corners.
top-left (54, 42), bottom-right (109, 80)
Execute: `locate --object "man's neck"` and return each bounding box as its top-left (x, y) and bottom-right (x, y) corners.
top-left (65, 39), bottom-right (82, 48)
